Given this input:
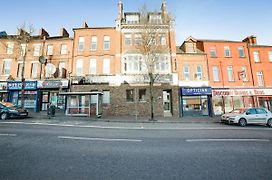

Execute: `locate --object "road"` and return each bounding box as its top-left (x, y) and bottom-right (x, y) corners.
top-left (0, 122), bottom-right (272, 180)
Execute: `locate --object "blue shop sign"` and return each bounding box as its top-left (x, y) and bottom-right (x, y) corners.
top-left (181, 87), bottom-right (212, 96)
top-left (7, 81), bottom-right (37, 90)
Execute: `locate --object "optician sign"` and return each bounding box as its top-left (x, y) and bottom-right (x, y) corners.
top-left (212, 88), bottom-right (272, 96)
top-left (181, 87), bottom-right (212, 96)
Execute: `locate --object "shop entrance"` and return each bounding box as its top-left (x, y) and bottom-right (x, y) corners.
top-left (182, 96), bottom-right (208, 116)
top-left (163, 90), bottom-right (172, 117)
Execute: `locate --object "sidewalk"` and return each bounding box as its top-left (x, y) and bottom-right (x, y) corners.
top-left (27, 111), bottom-right (221, 124)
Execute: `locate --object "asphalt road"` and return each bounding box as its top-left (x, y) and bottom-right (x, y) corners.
top-left (0, 123), bottom-right (272, 180)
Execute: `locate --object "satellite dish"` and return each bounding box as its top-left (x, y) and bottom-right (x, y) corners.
top-left (39, 56), bottom-right (47, 64)
top-left (45, 63), bottom-right (56, 74)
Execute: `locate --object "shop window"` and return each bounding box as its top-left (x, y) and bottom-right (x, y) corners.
top-left (224, 96), bottom-right (233, 113)
top-left (102, 90), bottom-right (110, 104)
top-left (233, 96), bottom-right (243, 109)
top-left (126, 89), bottom-right (134, 102)
top-left (213, 96), bottom-right (223, 115)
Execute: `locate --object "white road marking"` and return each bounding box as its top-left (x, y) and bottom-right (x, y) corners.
top-left (186, 139), bottom-right (270, 142)
top-left (58, 136), bottom-right (143, 142)
top-left (0, 133), bottom-right (17, 137)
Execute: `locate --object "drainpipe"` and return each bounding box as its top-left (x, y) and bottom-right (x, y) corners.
top-left (246, 44), bottom-right (255, 86)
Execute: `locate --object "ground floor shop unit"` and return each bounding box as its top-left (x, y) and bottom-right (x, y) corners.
top-left (212, 88), bottom-right (272, 115)
top-left (70, 83), bottom-right (180, 118)
top-left (37, 80), bottom-right (69, 112)
top-left (180, 87), bottom-right (213, 117)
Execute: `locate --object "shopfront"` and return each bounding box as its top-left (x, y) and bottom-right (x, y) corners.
top-left (59, 91), bottom-right (103, 118)
top-left (212, 88), bottom-right (272, 115)
top-left (0, 82), bottom-right (8, 102)
top-left (37, 80), bottom-right (69, 111)
top-left (180, 87), bottom-right (213, 117)
top-left (7, 81), bottom-right (38, 111)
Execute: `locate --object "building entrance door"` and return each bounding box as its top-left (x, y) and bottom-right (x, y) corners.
top-left (163, 90), bottom-right (172, 117)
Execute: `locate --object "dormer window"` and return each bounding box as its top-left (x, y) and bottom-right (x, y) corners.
top-left (126, 14), bottom-right (139, 24)
top-left (149, 14), bottom-right (162, 24)
top-left (186, 43), bottom-right (195, 53)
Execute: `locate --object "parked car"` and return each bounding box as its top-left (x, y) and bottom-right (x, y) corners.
top-left (221, 107), bottom-right (272, 127)
top-left (0, 102), bottom-right (28, 120)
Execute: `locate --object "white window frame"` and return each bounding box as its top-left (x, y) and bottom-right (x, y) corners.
top-left (33, 44), bottom-right (41, 56)
top-left (31, 62), bottom-right (39, 78)
top-left (60, 44), bottom-right (68, 55)
top-left (269, 51), bottom-right (272, 62)
top-left (124, 34), bottom-right (132, 46)
top-left (6, 42), bottom-right (14, 54)
top-left (89, 59), bottom-right (96, 75)
top-left (47, 44), bottom-right (53, 55)
top-left (196, 65), bottom-right (202, 80)
top-left (76, 59), bottom-right (83, 76)
top-left (103, 58), bottom-right (110, 74)
top-left (2, 59), bottom-right (12, 76)
top-left (135, 34), bottom-right (142, 45)
top-left (103, 36), bottom-right (110, 51)
top-left (238, 46), bottom-right (245, 57)
top-left (253, 51), bottom-right (260, 62)
top-left (160, 34), bottom-right (166, 45)
top-left (183, 66), bottom-right (190, 81)
top-left (257, 71), bottom-right (264, 87)
top-left (212, 66), bottom-right (220, 82)
top-left (209, 46), bottom-right (217, 57)
top-left (91, 36), bottom-right (97, 51)
top-left (224, 46), bottom-right (231, 57)
top-left (58, 62), bottom-right (66, 78)
top-left (227, 66), bottom-right (234, 81)
top-left (78, 37), bottom-right (85, 51)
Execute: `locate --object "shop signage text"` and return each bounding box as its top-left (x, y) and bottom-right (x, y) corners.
top-left (212, 89), bottom-right (272, 96)
top-left (7, 81), bottom-right (37, 90)
top-left (181, 87), bottom-right (212, 96)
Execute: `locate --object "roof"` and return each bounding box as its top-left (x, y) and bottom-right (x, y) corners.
top-left (196, 39), bottom-right (244, 43)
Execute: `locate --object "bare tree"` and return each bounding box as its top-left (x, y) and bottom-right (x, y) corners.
top-left (134, 5), bottom-right (174, 120)
top-left (0, 24), bottom-right (35, 108)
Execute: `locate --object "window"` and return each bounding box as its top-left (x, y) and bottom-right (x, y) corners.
top-left (209, 46), bottom-right (217, 57)
top-left (6, 42), bottom-right (14, 54)
top-left (47, 45), bottom-right (53, 55)
top-left (126, 14), bottom-right (139, 24)
top-left (123, 55), bottom-right (143, 73)
top-left (256, 108), bottom-right (267, 114)
top-left (149, 14), bottom-right (162, 24)
top-left (196, 65), bottom-right (202, 80)
top-left (33, 44), bottom-right (41, 56)
top-left (2, 59), bottom-right (11, 75)
top-left (155, 56), bottom-right (169, 72)
top-left (160, 34), bottom-right (166, 45)
top-left (78, 37), bottom-right (85, 51)
top-left (227, 66), bottom-right (234, 81)
top-left (212, 66), bottom-right (220, 82)
top-left (60, 44), bottom-right (68, 55)
top-left (246, 108), bottom-right (257, 115)
top-left (139, 89), bottom-right (146, 102)
top-left (31, 63), bottom-right (39, 78)
top-left (124, 34), bottom-right (132, 45)
top-left (103, 36), bottom-right (110, 50)
top-left (102, 90), bottom-right (110, 104)
top-left (238, 46), bottom-right (245, 57)
top-left (58, 62), bottom-right (66, 78)
top-left (76, 59), bottom-right (83, 76)
top-left (91, 91), bottom-right (98, 104)
top-left (91, 36), bottom-right (97, 51)
top-left (224, 46), bottom-right (231, 57)
top-left (186, 43), bottom-right (194, 53)
top-left (257, 71), bottom-right (264, 86)
top-left (253, 51), bottom-right (260, 62)
top-left (89, 59), bottom-right (96, 74)
top-left (148, 35), bottom-right (156, 45)
top-left (17, 63), bottom-right (23, 78)
top-left (269, 51), bottom-right (272, 62)
top-left (135, 34), bottom-right (142, 45)
top-left (241, 66), bottom-right (248, 81)
top-left (103, 58), bottom-right (110, 74)
top-left (183, 66), bottom-right (190, 81)
top-left (126, 89), bottom-right (134, 102)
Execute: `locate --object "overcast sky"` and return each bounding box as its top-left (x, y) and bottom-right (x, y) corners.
top-left (1, 0), bottom-right (272, 45)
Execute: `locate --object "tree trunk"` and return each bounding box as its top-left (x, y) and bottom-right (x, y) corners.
top-left (149, 73), bottom-right (154, 121)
